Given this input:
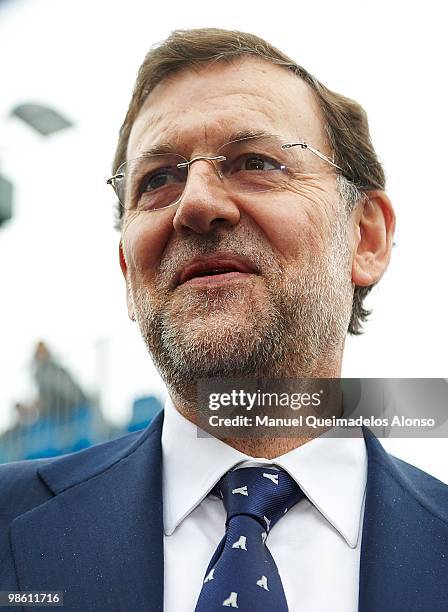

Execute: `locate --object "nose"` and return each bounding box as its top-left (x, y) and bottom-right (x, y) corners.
top-left (172, 159), bottom-right (241, 235)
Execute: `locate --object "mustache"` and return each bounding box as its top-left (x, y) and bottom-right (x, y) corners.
top-left (157, 227), bottom-right (281, 289)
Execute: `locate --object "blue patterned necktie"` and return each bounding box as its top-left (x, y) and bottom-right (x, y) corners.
top-left (195, 466), bottom-right (305, 611)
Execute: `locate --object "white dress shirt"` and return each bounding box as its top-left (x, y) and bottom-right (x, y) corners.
top-left (162, 397), bottom-right (367, 612)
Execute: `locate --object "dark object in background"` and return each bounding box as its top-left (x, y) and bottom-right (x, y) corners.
top-left (11, 103), bottom-right (73, 136)
top-left (33, 341), bottom-right (89, 418)
top-left (0, 173), bottom-right (13, 227)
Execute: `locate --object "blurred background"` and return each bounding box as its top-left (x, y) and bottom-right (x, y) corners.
top-left (0, 0), bottom-right (447, 474)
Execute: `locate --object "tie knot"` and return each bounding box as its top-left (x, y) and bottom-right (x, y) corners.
top-left (214, 467), bottom-right (304, 533)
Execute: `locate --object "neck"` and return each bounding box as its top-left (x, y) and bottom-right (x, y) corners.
top-left (169, 356), bottom-right (344, 459)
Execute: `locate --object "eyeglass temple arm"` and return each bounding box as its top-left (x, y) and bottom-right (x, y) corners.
top-left (281, 142), bottom-right (342, 171)
top-left (106, 173), bottom-right (125, 186)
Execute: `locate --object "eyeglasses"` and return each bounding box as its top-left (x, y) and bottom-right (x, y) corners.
top-left (107, 134), bottom-right (342, 213)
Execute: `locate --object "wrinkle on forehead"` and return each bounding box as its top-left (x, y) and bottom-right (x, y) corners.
top-left (127, 57), bottom-right (328, 160)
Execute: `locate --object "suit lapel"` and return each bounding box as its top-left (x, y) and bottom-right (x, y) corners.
top-left (359, 428), bottom-right (448, 611)
top-left (11, 412), bottom-right (165, 612)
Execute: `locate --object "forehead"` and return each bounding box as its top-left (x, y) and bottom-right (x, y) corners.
top-left (127, 56), bottom-right (327, 159)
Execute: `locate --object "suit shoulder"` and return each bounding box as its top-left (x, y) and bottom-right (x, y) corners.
top-left (0, 431), bottom-right (148, 529)
top-left (31, 416), bottom-right (163, 496)
top-left (388, 454), bottom-right (448, 523)
top-left (0, 426), bottom-right (152, 514)
top-left (365, 429), bottom-right (448, 523)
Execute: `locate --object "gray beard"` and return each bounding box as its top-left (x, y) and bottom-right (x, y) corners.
top-left (129, 219), bottom-right (353, 406)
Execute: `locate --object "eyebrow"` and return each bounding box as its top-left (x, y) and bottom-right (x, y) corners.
top-left (138, 129), bottom-right (277, 157)
top-left (225, 129), bottom-right (275, 142)
top-left (139, 142), bottom-right (180, 156)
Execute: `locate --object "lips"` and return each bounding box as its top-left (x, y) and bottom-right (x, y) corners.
top-left (176, 255), bottom-right (259, 286)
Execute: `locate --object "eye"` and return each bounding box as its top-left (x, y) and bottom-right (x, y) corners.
top-left (141, 167), bottom-right (183, 192)
top-left (232, 154), bottom-right (281, 173)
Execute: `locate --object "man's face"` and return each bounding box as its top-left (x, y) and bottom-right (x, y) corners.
top-left (120, 57), bottom-right (355, 396)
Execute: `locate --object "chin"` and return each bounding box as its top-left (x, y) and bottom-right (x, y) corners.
top-left (158, 309), bottom-right (281, 382)
top-left (173, 316), bottom-right (257, 354)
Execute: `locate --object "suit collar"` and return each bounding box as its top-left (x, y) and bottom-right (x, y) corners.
top-left (36, 412), bottom-right (163, 495)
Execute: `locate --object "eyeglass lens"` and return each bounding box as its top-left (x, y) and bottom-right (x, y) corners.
top-left (114, 136), bottom-right (326, 212)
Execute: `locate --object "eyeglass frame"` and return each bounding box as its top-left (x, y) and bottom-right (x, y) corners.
top-left (106, 136), bottom-right (343, 211)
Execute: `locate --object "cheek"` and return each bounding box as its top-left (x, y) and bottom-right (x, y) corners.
top-left (244, 190), bottom-right (336, 263)
top-left (121, 211), bottom-right (175, 275)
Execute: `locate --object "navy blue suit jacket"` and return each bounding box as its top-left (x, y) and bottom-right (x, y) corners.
top-left (1, 410), bottom-right (448, 611)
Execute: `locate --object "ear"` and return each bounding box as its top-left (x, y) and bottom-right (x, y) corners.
top-left (351, 190), bottom-right (396, 286)
top-left (119, 241), bottom-right (136, 321)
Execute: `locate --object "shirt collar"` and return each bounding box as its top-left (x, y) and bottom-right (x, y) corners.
top-left (161, 397), bottom-right (367, 547)
top-left (161, 396), bottom-right (250, 536)
top-left (273, 427), bottom-right (367, 547)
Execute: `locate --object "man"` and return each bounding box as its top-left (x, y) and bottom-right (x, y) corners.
top-left (1, 28), bottom-right (447, 612)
